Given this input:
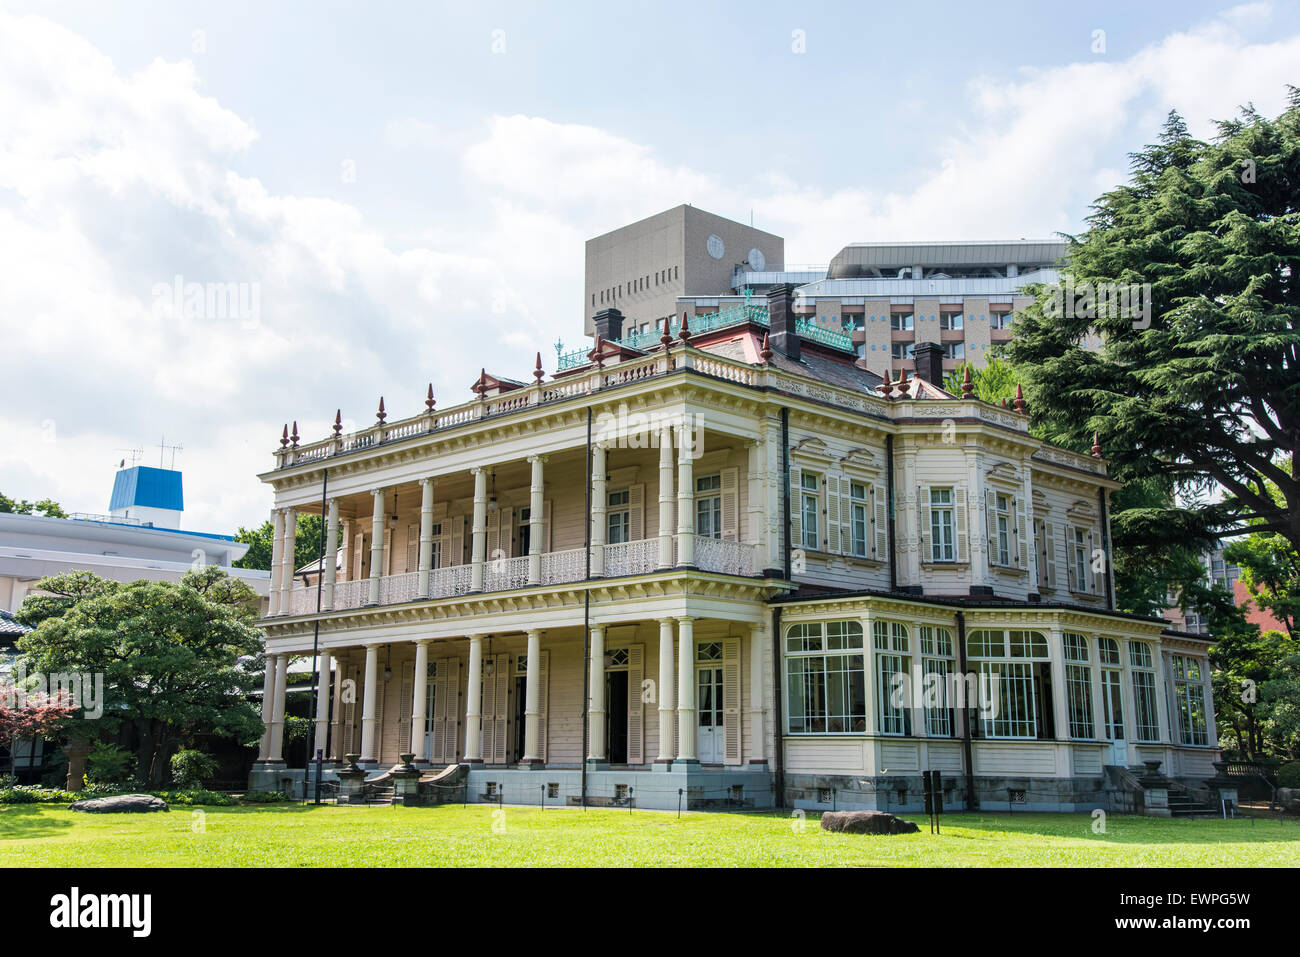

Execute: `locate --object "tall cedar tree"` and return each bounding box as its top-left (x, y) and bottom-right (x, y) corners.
top-left (1004, 95), bottom-right (1300, 562)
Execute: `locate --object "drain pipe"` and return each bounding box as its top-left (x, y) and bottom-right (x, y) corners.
top-left (955, 610), bottom-right (977, 811)
top-left (886, 435), bottom-right (897, 592)
top-left (771, 605), bottom-right (785, 807)
top-left (781, 408), bottom-right (791, 580)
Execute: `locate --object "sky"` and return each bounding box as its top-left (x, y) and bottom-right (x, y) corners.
top-left (1, 0), bottom-right (1297, 532)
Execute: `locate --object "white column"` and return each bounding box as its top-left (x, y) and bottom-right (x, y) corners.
top-left (676, 427), bottom-right (695, 567)
top-left (360, 645), bottom-right (379, 762)
top-left (523, 629), bottom-right (543, 765)
top-left (1089, 640), bottom-right (1106, 741)
top-left (528, 455), bottom-right (545, 585)
top-left (656, 619), bottom-right (676, 762)
top-left (411, 639), bottom-right (430, 758)
top-left (745, 439), bottom-right (762, 550)
top-left (590, 443), bottom-right (608, 576)
top-left (313, 650), bottom-right (331, 758)
top-left (279, 506), bottom-right (297, 613)
top-left (257, 651), bottom-right (277, 760)
top-left (676, 617), bottom-right (696, 761)
top-left (749, 620), bottom-right (767, 764)
top-left (1154, 648), bottom-right (1172, 745)
top-left (465, 635), bottom-right (484, 761)
top-left (268, 653), bottom-right (289, 762)
top-left (331, 652), bottom-right (346, 761)
top-left (763, 420), bottom-right (784, 574)
top-left (1046, 625), bottom-right (1070, 742)
top-left (368, 490), bottom-right (385, 605)
top-left (268, 508), bottom-right (285, 615)
top-left (322, 498), bottom-right (340, 610)
top-left (658, 425), bottom-right (675, 568)
top-left (470, 468), bottom-right (488, 592)
top-left (418, 478), bottom-right (436, 598)
top-left (588, 624), bottom-right (606, 761)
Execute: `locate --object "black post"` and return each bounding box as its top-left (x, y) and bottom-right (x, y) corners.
top-left (308, 468), bottom-right (328, 804)
top-left (581, 407), bottom-right (592, 809)
top-left (956, 611), bottom-right (976, 811)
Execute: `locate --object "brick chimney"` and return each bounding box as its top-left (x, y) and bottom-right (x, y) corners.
top-left (593, 308), bottom-right (624, 342)
top-left (766, 284), bottom-right (799, 360)
top-left (913, 340), bottom-right (944, 386)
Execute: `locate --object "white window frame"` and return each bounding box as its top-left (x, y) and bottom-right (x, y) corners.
top-left (1063, 633), bottom-right (1094, 740)
top-left (930, 487), bottom-right (955, 562)
top-left (607, 488), bottom-right (630, 544)
top-left (850, 482), bottom-right (868, 558)
top-left (872, 620), bottom-right (911, 736)
top-left (784, 621), bottom-right (867, 734)
top-left (800, 472), bottom-right (820, 551)
top-left (695, 474), bottom-right (722, 540)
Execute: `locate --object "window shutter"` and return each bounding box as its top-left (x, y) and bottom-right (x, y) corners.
top-left (1087, 530), bottom-right (1097, 594)
top-left (954, 486), bottom-right (968, 562)
top-left (542, 500), bottom-right (552, 552)
top-left (722, 637), bottom-right (742, 765)
top-left (373, 674), bottom-right (386, 763)
top-left (406, 524), bottom-right (419, 573)
top-left (480, 655), bottom-right (496, 762)
top-left (1048, 522), bottom-right (1059, 588)
top-left (826, 474), bottom-right (842, 554)
top-left (1014, 496), bottom-right (1029, 568)
top-left (537, 650), bottom-right (549, 762)
top-left (985, 490), bottom-right (997, 561)
top-left (720, 468), bottom-right (739, 541)
top-left (399, 661), bottom-right (414, 753)
top-left (919, 484), bottom-right (933, 562)
top-left (445, 657), bottom-right (461, 763)
top-left (485, 508), bottom-right (501, 560)
top-left (872, 483), bottom-right (888, 559)
top-left (838, 476), bottom-right (853, 555)
top-left (788, 465), bottom-right (802, 554)
top-left (450, 515), bottom-right (464, 566)
top-left (628, 484), bottom-right (645, 541)
top-left (354, 531), bottom-right (365, 580)
top-left (502, 507), bottom-right (515, 559)
top-left (626, 644), bottom-right (644, 764)
top-left (341, 664), bottom-right (357, 757)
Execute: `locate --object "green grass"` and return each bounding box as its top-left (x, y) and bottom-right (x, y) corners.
top-left (2, 803), bottom-right (1297, 867)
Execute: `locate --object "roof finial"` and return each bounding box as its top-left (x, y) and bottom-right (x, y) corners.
top-left (333, 409), bottom-right (343, 436)
top-left (474, 369), bottom-right (488, 396)
top-left (533, 352), bottom-right (545, 383)
top-left (290, 421), bottom-right (299, 448)
top-left (425, 384), bottom-right (435, 413)
top-left (961, 365), bottom-right (974, 397)
top-left (280, 424), bottom-right (289, 449)
top-left (660, 315), bottom-right (673, 348)
top-left (678, 311), bottom-right (692, 343)
top-left (880, 367), bottom-right (893, 397)
top-left (1091, 433), bottom-right (1102, 458)
top-left (376, 396), bottom-right (387, 423)
top-left (592, 335), bottom-right (605, 368)
top-left (760, 332), bottom-right (773, 363)
top-left (1001, 397), bottom-right (1008, 409)
top-left (1013, 383), bottom-right (1027, 414)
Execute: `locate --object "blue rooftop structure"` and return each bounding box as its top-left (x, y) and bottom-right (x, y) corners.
top-left (108, 466), bottom-right (184, 513)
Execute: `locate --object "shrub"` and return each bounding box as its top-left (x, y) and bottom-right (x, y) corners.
top-left (240, 790), bottom-right (290, 804)
top-left (85, 742), bottom-right (135, 784)
top-left (0, 785), bottom-right (77, 804)
top-left (1277, 761), bottom-right (1300, 789)
top-left (153, 788), bottom-right (236, 806)
top-left (169, 749), bottom-right (218, 789)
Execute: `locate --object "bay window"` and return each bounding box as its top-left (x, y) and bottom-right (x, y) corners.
top-left (785, 621), bottom-right (866, 734)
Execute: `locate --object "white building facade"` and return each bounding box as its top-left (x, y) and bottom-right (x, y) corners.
top-left (251, 287), bottom-right (1218, 812)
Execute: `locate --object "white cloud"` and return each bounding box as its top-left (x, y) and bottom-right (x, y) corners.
top-left (1, 6), bottom-right (1298, 532)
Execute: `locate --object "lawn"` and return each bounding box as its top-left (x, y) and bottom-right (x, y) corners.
top-left (2, 803), bottom-right (1297, 867)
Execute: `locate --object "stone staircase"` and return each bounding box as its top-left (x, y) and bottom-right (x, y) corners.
top-left (1104, 761), bottom-right (1221, 817)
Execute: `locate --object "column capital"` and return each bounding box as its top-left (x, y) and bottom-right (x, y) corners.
top-left (470, 466), bottom-right (488, 477)
top-left (675, 615), bottom-right (696, 625)
top-left (526, 628), bottom-right (544, 640)
top-left (370, 486), bottom-right (386, 498)
top-left (418, 475), bottom-right (437, 489)
top-left (527, 453), bottom-right (550, 465)
top-left (589, 623), bottom-right (605, 636)
top-left (414, 637), bottom-right (431, 647)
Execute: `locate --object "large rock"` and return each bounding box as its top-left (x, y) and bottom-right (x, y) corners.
top-left (1279, 788), bottom-right (1300, 813)
top-left (820, 810), bottom-right (919, 835)
top-left (69, 794), bottom-right (169, 814)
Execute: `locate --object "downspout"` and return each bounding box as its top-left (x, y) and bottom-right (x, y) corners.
top-left (955, 610), bottom-right (977, 811)
top-left (581, 408), bottom-right (592, 808)
top-left (886, 435), bottom-right (897, 592)
top-left (1098, 487), bottom-right (1114, 610)
top-left (771, 605), bottom-right (785, 808)
top-left (782, 408), bottom-right (792, 580)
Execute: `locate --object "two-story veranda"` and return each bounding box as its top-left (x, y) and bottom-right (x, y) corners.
top-left (250, 288), bottom-right (1220, 811)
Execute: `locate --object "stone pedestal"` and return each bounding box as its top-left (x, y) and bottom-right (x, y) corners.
top-left (392, 753), bottom-right (422, 806)
top-left (63, 740), bottom-right (92, 793)
top-left (1138, 760), bottom-right (1172, 817)
top-left (335, 754), bottom-right (369, 806)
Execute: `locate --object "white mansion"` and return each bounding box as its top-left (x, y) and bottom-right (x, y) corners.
top-left (250, 285), bottom-right (1219, 812)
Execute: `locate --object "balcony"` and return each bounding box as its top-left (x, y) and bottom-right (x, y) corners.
top-left (282, 536), bottom-right (759, 616)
